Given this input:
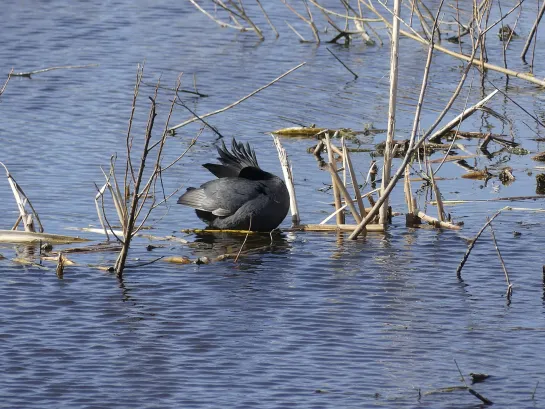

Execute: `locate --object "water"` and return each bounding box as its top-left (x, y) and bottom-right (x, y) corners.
top-left (1, 1), bottom-right (545, 407)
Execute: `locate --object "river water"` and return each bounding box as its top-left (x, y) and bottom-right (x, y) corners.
top-left (1, 1), bottom-right (545, 408)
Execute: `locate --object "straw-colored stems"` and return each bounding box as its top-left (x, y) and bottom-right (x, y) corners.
top-left (404, 166), bottom-right (417, 225)
top-left (328, 164), bottom-right (362, 223)
top-left (343, 143), bottom-right (366, 217)
top-left (416, 211), bottom-right (459, 230)
top-left (290, 223), bottom-right (383, 233)
top-left (256, 0), bottom-right (279, 37)
top-left (520, 0), bottom-right (545, 62)
top-left (349, 87), bottom-right (499, 240)
top-left (380, 0), bottom-right (401, 225)
top-left (1, 162), bottom-right (43, 233)
top-left (94, 182), bottom-right (110, 240)
top-left (272, 134), bottom-right (300, 226)
top-left (325, 133), bottom-right (345, 224)
top-left (429, 90), bottom-right (499, 143)
top-left (428, 163), bottom-right (445, 222)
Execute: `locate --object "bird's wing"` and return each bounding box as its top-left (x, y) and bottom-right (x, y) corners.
top-left (177, 178), bottom-right (265, 217)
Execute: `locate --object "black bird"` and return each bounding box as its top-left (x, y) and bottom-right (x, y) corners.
top-left (178, 138), bottom-right (290, 231)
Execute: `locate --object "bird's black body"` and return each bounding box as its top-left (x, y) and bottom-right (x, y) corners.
top-left (178, 139), bottom-right (290, 231)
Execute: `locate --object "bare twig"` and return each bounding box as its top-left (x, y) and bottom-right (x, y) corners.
top-left (168, 63), bottom-right (306, 132)
top-left (256, 0), bottom-right (279, 37)
top-left (0, 68), bottom-right (13, 96)
top-left (456, 207), bottom-right (505, 279)
top-left (326, 47), bottom-right (358, 79)
top-left (11, 64), bottom-right (98, 78)
top-left (488, 220), bottom-right (513, 301)
top-left (521, 0), bottom-right (545, 62)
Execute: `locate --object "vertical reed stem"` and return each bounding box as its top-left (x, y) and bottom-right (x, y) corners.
top-left (379, 0), bottom-right (401, 225)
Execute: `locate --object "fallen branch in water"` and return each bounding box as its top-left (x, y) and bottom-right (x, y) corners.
top-left (11, 64), bottom-right (98, 78)
top-left (0, 230), bottom-right (88, 244)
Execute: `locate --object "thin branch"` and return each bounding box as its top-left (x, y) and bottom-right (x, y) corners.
top-left (456, 207), bottom-right (504, 278)
top-left (11, 64), bottom-right (98, 78)
top-left (168, 62), bottom-right (306, 132)
top-left (0, 68), bottom-right (13, 96)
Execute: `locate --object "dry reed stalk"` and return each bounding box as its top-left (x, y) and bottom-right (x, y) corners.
top-left (343, 143), bottom-right (366, 217)
top-left (0, 162), bottom-right (44, 233)
top-left (289, 223), bottom-right (384, 233)
top-left (361, 0), bottom-right (545, 87)
top-left (320, 188), bottom-right (380, 224)
top-left (255, 0), bottom-right (279, 37)
top-left (520, 0), bottom-right (545, 62)
top-left (488, 219), bottom-right (513, 301)
top-left (379, 0), bottom-right (401, 225)
top-left (313, 140), bottom-right (325, 155)
top-left (280, 0), bottom-right (320, 42)
top-left (404, 166), bottom-right (417, 225)
top-left (169, 63), bottom-right (305, 132)
top-left (214, 0), bottom-right (264, 40)
top-left (285, 21), bottom-right (308, 41)
top-left (328, 164), bottom-right (362, 223)
top-left (416, 211), bottom-right (460, 230)
top-left (429, 90), bottom-right (499, 143)
top-left (188, 0), bottom-right (244, 30)
top-left (349, 0), bottom-right (450, 239)
top-left (272, 134), bottom-right (300, 226)
top-left (325, 132), bottom-right (345, 224)
top-left (309, 0), bottom-right (382, 23)
top-left (431, 176), bottom-right (445, 222)
top-left (0, 230), bottom-right (88, 244)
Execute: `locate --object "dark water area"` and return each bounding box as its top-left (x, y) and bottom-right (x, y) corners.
top-left (1, 1), bottom-right (545, 408)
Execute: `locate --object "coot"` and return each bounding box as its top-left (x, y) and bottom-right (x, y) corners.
top-left (178, 138), bottom-right (290, 231)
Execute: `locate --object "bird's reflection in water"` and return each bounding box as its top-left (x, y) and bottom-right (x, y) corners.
top-left (188, 230), bottom-right (291, 261)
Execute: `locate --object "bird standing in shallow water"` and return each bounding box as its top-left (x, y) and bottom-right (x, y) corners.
top-left (178, 138), bottom-right (290, 232)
